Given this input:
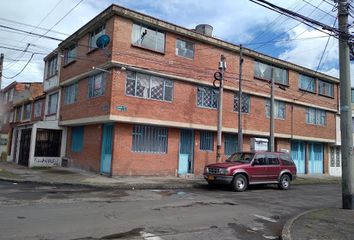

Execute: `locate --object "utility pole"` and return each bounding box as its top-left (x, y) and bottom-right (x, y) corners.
top-left (269, 68), bottom-right (275, 152)
top-left (216, 55), bottom-right (226, 162)
top-left (338, 0), bottom-right (354, 209)
top-left (0, 53), bottom-right (4, 89)
top-left (238, 46), bottom-right (244, 152)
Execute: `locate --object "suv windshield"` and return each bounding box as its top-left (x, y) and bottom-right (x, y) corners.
top-left (226, 153), bottom-right (255, 163)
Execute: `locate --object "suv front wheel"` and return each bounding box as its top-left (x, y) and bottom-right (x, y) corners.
top-left (278, 174), bottom-right (291, 190)
top-left (233, 174), bottom-right (248, 192)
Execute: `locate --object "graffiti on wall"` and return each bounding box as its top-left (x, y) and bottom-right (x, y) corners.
top-left (33, 157), bottom-right (61, 167)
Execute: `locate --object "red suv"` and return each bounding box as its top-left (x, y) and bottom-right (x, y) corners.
top-left (204, 151), bottom-right (297, 191)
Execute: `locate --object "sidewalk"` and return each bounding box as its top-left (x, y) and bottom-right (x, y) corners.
top-left (282, 208), bottom-right (354, 240)
top-left (0, 161), bottom-right (341, 189)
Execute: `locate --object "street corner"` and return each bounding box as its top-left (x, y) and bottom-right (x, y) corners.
top-left (282, 208), bottom-right (354, 240)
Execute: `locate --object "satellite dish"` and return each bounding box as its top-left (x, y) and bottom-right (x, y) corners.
top-left (96, 34), bottom-right (110, 49)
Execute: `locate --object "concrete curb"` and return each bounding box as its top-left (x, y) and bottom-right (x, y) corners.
top-left (282, 209), bottom-right (323, 240)
top-left (0, 176), bottom-right (207, 190)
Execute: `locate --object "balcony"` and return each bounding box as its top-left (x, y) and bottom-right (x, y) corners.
top-left (43, 75), bottom-right (59, 92)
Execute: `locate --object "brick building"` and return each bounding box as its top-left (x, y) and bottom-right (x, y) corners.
top-left (55, 4), bottom-right (339, 176)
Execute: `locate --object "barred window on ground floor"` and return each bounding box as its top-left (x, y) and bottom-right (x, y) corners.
top-left (200, 131), bottom-right (214, 151)
top-left (132, 125), bottom-right (168, 153)
top-left (34, 129), bottom-right (62, 157)
top-left (224, 133), bottom-right (237, 156)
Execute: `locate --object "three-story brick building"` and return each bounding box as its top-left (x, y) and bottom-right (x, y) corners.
top-left (56, 4), bottom-right (339, 176)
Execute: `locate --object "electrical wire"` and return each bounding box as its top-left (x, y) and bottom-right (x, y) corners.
top-left (2, 53), bottom-right (35, 79)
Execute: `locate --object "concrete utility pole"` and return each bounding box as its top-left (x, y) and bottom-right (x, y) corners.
top-left (216, 55), bottom-right (226, 162)
top-left (238, 46), bottom-right (244, 152)
top-left (0, 53), bottom-right (4, 89)
top-left (338, 0), bottom-right (354, 209)
top-left (269, 67), bottom-right (275, 152)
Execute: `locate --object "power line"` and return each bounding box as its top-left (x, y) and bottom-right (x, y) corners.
top-left (0, 24), bottom-right (63, 41)
top-left (2, 53), bottom-right (35, 79)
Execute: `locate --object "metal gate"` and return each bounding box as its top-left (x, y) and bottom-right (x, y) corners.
top-left (100, 124), bottom-right (114, 175)
top-left (18, 129), bottom-right (32, 166)
top-left (309, 143), bottom-right (323, 174)
top-left (290, 141), bottom-right (306, 174)
top-left (178, 129), bottom-right (194, 175)
top-left (329, 146), bottom-right (341, 176)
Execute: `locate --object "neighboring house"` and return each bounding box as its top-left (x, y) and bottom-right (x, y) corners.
top-left (55, 4), bottom-right (338, 176)
top-left (8, 51), bottom-right (67, 167)
top-left (0, 82), bottom-right (31, 159)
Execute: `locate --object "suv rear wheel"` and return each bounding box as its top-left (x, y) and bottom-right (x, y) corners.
top-left (278, 174), bottom-right (291, 190)
top-left (233, 174), bottom-right (247, 192)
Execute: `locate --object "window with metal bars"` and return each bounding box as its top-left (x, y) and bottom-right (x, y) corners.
top-left (34, 129), bottom-right (62, 157)
top-left (132, 125), bottom-right (168, 153)
top-left (125, 71), bottom-right (173, 102)
top-left (234, 91), bottom-right (250, 113)
top-left (197, 86), bottom-right (218, 109)
top-left (200, 131), bottom-right (214, 151)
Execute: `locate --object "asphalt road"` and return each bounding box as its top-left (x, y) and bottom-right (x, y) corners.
top-left (0, 181), bottom-right (341, 240)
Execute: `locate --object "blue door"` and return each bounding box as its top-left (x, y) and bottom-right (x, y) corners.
top-left (179, 129), bottom-right (194, 175)
top-left (291, 141), bottom-right (306, 174)
top-left (100, 124), bottom-right (114, 175)
top-left (309, 143), bottom-right (323, 174)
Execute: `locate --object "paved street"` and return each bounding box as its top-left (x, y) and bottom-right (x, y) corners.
top-left (0, 181), bottom-right (341, 240)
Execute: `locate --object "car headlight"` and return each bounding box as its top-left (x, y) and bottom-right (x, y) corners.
top-left (219, 168), bottom-right (229, 175)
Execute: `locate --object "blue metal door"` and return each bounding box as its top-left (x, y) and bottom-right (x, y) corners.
top-left (100, 124), bottom-right (114, 175)
top-left (291, 141), bottom-right (306, 174)
top-left (309, 143), bottom-right (323, 174)
top-left (179, 129), bottom-right (194, 175)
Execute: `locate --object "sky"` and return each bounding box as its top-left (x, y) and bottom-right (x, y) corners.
top-left (0, 0), bottom-right (351, 88)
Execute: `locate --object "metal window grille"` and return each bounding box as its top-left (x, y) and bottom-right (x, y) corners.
top-left (35, 129), bottom-right (62, 157)
top-left (71, 126), bottom-right (84, 152)
top-left (224, 133), bottom-right (237, 156)
top-left (234, 92), bottom-right (250, 113)
top-left (197, 87), bottom-right (218, 109)
top-left (200, 131), bottom-right (214, 151)
top-left (132, 125), bottom-right (168, 153)
top-left (125, 71), bottom-right (173, 102)
top-left (88, 73), bottom-right (106, 98)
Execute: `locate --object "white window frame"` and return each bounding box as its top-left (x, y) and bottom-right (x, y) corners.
top-left (132, 23), bottom-right (165, 53)
top-left (47, 92), bottom-right (59, 115)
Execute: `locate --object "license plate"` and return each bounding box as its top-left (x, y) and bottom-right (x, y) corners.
top-left (207, 176), bottom-right (215, 181)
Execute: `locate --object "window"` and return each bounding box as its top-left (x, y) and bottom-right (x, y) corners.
top-left (176, 39), bottom-right (194, 59)
top-left (64, 44), bottom-right (76, 65)
top-left (15, 106), bottom-right (22, 122)
top-left (125, 71), bottom-right (173, 101)
top-left (64, 83), bottom-right (78, 104)
top-left (197, 86), bottom-right (219, 109)
top-left (254, 61), bottom-right (288, 85)
top-left (224, 133), bottom-right (237, 156)
top-left (200, 131), bottom-right (214, 151)
top-left (299, 74), bottom-right (315, 92)
top-left (89, 24), bottom-right (105, 49)
top-left (132, 125), bottom-right (168, 153)
top-left (318, 80), bottom-right (334, 97)
top-left (266, 153), bottom-right (279, 165)
top-left (23, 103), bottom-right (32, 120)
top-left (280, 154), bottom-right (293, 166)
top-left (35, 129), bottom-right (62, 157)
top-left (234, 91), bottom-right (250, 113)
top-left (265, 100), bottom-right (286, 119)
top-left (88, 72), bottom-right (106, 98)
top-left (34, 101), bottom-right (42, 118)
top-left (9, 111), bottom-right (14, 123)
top-left (132, 24), bottom-right (165, 53)
top-left (8, 88), bottom-right (14, 102)
top-left (254, 154), bottom-right (267, 165)
top-left (47, 92), bottom-right (59, 115)
top-left (71, 126), bottom-right (84, 152)
top-left (306, 107), bottom-right (326, 126)
top-left (46, 56), bottom-right (58, 78)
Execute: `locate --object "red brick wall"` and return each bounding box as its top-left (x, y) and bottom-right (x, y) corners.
top-left (66, 124), bottom-right (102, 172)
